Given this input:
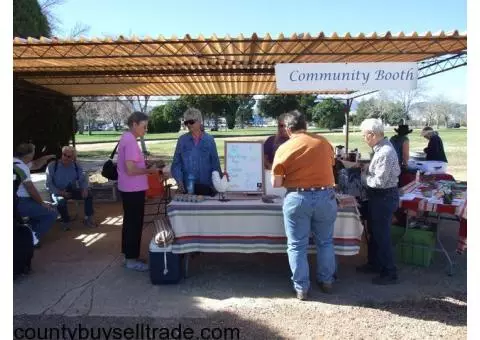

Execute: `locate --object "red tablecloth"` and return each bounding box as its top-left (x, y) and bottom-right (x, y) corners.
top-left (399, 172), bottom-right (455, 187)
top-left (399, 180), bottom-right (467, 254)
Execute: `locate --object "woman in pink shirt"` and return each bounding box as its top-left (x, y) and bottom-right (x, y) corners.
top-left (117, 112), bottom-right (159, 271)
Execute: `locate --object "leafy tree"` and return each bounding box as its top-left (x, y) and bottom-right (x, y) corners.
top-left (353, 97), bottom-right (405, 125)
top-left (258, 94), bottom-right (318, 121)
top-left (384, 101), bottom-right (405, 125)
top-left (352, 98), bottom-right (377, 125)
top-left (312, 99), bottom-right (345, 130)
top-left (149, 103), bottom-right (182, 133)
top-left (298, 94), bottom-right (318, 121)
top-left (13, 0), bottom-right (51, 38)
top-left (148, 106), bottom-right (167, 133)
top-left (257, 95), bottom-right (300, 119)
top-left (236, 96), bottom-right (256, 128)
top-left (174, 95), bottom-right (255, 130)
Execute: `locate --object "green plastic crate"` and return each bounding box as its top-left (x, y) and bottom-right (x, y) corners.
top-left (391, 225), bottom-right (436, 267)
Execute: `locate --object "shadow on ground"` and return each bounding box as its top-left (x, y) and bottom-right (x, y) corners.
top-left (13, 201), bottom-right (467, 334)
top-left (14, 313), bottom-right (282, 340)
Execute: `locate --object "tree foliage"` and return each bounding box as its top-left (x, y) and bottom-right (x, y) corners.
top-left (13, 2), bottom-right (75, 159)
top-left (148, 100), bottom-right (189, 133)
top-left (149, 105), bottom-right (179, 133)
top-left (297, 95), bottom-right (318, 121)
top-left (174, 95), bottom-right (255, 129)
top-left (257, 94), bottom-right (318, 121)
top-left (311, 99), bottom-right (345, 130)
top-left (235, 96), bottom-right (256, 128)
top-left (352, 97), bottom-right (409, 126)
top-left (257, 95), bottom-right (302, 119)
top-left (14, 0), bottom-right (51, 37)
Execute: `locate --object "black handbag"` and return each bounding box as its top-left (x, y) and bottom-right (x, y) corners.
top-left (101, 143), bottom-right (119, 180)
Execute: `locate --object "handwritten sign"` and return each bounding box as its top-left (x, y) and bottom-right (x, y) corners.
top-left (225, 141), bottom-right (264, 194)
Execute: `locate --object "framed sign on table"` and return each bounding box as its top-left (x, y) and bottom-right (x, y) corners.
top-left (224, 141), bottom-right (265, 194)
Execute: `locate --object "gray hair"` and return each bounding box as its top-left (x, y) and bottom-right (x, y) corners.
top-left (127, 111), bottom-right (149, 128)
top-left (62, 145), bottom-right (77, 158)
top-left (283, 110), bottom-right (307, 132)
top-left (15, 143), bottom-right (35, 158)
top-left (421, 126), bottom-right (435, 137)
top-left (183, 108), bottom-right (203, 123)
top-left (360, 118), bottom-right (384, 136)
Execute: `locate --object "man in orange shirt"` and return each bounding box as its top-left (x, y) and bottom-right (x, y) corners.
top-left (272, 110), bottom-right (337, 300)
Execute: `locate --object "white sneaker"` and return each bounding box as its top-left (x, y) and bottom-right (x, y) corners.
top-left (32, 231), bottom-right (39, 246)
top-left (124, 260), bottom-right (149, 272)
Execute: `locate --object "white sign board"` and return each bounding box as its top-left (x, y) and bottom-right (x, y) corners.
top-left (275, 62), bottom-right (418, 91)
top-left (225, 141), bottom-right (265, 194)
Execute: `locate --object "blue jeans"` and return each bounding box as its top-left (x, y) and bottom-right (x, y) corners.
top-left (17, 198), bottom-right (57, 240)
top-left (283, 189), bottom-right (338, 293)
top-left (51, 189), bottom-right (94, 223)
top-left (366, 187), bottom-right (399, 276)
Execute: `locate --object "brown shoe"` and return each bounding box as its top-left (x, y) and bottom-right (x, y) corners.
top-left (317, 281), bottom-right (333, 294)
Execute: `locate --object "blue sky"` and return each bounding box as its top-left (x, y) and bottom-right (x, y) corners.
top-left (50, 0), bottom-right (467, 103)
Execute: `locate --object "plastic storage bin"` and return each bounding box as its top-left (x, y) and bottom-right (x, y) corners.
top-left (149, 240), bottom-right (183, 284)
top-left (391, 224), bottom-right (437, 267)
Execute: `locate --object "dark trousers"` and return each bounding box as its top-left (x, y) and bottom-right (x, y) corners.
top-left (120, 191), bottom-right (146, 259)
top-left (367, 187), bottom-right (399, 276)
top-left (51, 189), bottom-right (94, 222)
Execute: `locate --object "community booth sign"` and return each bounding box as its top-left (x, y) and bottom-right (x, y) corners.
top-left (275, 62), bottom-right (418, 91)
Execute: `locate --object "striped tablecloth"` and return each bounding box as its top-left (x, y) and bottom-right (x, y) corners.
top-left (399, 181), bottom-right (467, 253)
top-left (167, 195), bottom-right (364, 256)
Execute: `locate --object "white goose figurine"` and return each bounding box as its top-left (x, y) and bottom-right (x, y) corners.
top-left (212, 171), bottom-right (229, 201)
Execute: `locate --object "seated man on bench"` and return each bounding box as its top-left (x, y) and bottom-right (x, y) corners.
top-left (14, 143), bottom-right (58, 244)
top-left (45, 146), bottom-right (96, 230)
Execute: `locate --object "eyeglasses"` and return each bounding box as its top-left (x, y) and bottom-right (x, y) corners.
top-left (184, 119), bottom-right (196, 125)
top-left (62, 153), bottom-right (73, 158)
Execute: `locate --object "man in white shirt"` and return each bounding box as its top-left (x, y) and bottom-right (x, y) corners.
top-left (357, 119), bottom-right (400, 285)
top-left (14, 143), bottom-right (57, 243)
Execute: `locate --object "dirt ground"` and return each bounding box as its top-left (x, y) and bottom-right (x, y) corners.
top-left (13, 198), bottom-right (467, 340)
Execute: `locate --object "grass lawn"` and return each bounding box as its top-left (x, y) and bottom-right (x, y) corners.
top-left (77, 128), bottom-right (467, 181)
top-left (74, 127), bottom-right (353, 144)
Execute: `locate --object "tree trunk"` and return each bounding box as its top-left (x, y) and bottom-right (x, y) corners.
top-left (78, 119), bottom-right (84, 134)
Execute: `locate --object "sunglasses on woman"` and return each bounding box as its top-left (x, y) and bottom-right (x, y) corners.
top-left (184, 119), bottom-right (196, 125)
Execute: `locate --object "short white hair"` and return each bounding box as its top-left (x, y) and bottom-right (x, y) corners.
top-left (62, 145), bottom-right (77, 157)
top-left (183, 108), bottom-right (203, 123)
top-left (360, 118), bottom-right (384, 136)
